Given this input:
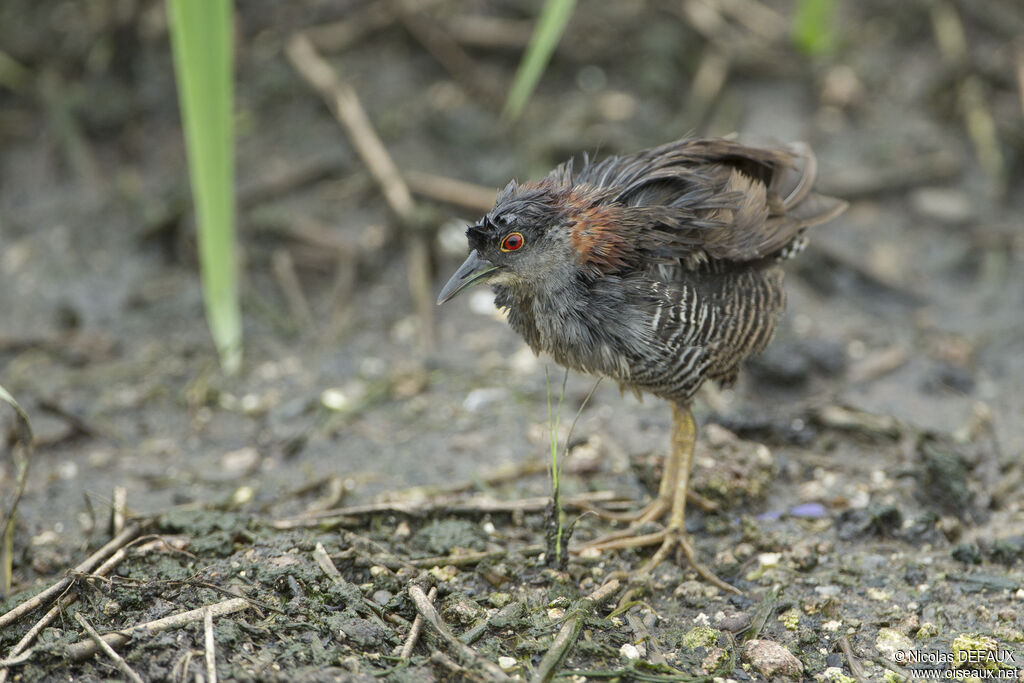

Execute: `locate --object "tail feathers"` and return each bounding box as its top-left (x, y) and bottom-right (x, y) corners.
top-left (789, 191), bottom-right (849, 228)
top-left (772, 141), bottom-right (816, 209)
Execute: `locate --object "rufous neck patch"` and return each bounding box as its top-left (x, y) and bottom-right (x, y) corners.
top-left (567, 198), bottom-right (633, 274)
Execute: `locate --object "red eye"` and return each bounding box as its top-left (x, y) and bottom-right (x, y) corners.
top-left (500, 232), bottom-right (525, 252)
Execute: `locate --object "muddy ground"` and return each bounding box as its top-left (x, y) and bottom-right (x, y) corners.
top-left (1, 0), bottom-right (1023, 681)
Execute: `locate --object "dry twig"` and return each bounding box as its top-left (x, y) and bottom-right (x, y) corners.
top-left (847, 345), bottom-right (910, 384)
top-left (409, 584), bottom-right (510, 681)
top-left (401, 585), bottom-right (436, 658)
top-left (313, 542), bottom-right (344, 582)
top-left (111, 486), bottom-right (127, 537)
top-left (0, 651), bottom-right (32, 669)
top-left (407, 545), bottom-right (544, 569)
top-left (285, 32), bottom-right (434, 346)
top-left (285, 34), bottom-right (415, 220)
top-left (685, 47), bottom-right (731, 126)
top-left (447, 14), bottom-right (534, 49)
top-left (304, 0), bottom-right (445, 53)
top-left (36, 397), bottom-right (104, 440)
top-left (271, 249), bottom-right (317, 333)
top-left (0, 522), bottom-right (144, 631)
top-left (679, 0), bottom-right (732, 50)
top-left (429, 650), bottom-right (474, 679)
top-left (839, 635), bottom-right (868, 683)
top-left (1016, 45), bottom-right (1024, 118)
top-left (204, 606), bottom-right (217, 683)
top-left (65, 598), bottom-right (251, 661)
top-left (532, 579), bottom-right (622, 683)
top-left (717, 0), bottom-right (786, 41)
top-left (0, 546), bottom-right (132, 681)
top-left (625, 610), bottom-right (666, 665)
top-left (74, 612), bottom-right (145, 683)
top-left (815, 405), bottom-right (902, 439)
top-left (405, 170), bottom-right (498, 213)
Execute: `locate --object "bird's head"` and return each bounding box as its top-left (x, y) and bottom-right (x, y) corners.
top-left (437, 182), bottom-right (583, 304)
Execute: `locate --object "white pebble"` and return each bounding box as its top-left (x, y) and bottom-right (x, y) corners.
top-left (619, 643), bottom-right (641, 660)
top-left (463, 387), bottom-right (507, 412)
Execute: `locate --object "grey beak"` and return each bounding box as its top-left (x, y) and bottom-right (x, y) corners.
top-left (437, 250), bottom-right (500, 304)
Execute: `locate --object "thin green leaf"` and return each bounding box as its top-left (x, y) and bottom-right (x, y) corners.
top-left (0, 384), bottom-right (34, 596)
top-left (792, 0), bottom-right (838, 56)
top-left (168, 0), bottom-right (242, 373)
top-left (545, 367), bottom-right (569, 566)
top-left (503, 0), bottom-right (577, 123)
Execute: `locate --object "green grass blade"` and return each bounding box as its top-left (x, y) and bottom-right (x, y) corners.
top-left (168, 0), bottom-right (241, 374)
top-left (792, 0), bottom-right (838, 56)
top-left (502, 0), bottom-right (577, 123)
top-left (0, 384), bottom-right (34, 596)
top-left (545, 367), bottom-right (569, 566)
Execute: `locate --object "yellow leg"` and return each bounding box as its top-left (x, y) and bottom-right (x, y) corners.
top-left (576, 429), bottom-right (680, 535)
top-left (574, 404), bottom-right (739, 594)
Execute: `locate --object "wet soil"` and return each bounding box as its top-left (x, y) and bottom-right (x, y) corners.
top-left (1, 0), bottom-right (1023, 680)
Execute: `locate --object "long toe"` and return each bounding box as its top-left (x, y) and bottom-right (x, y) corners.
top-left (573, 527), bottom-right (668, 554)
top-left (580, 495), bottom-right (672, 525)
top-left (637, 529), bottom-right (742, 594)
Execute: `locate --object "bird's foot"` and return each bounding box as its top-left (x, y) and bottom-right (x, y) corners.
top-left (639, 528), bottom-right (740, 594)
top-left (583, 491), bottom-right (718, 523)
top-left (574, 404), bottom-right (739, 594)
top-left (574, 525), bottom-right (740, 594)
top-left (581, 496), bottom-right (670, 524)
top-left (574, 525), bottom-right (667, 553)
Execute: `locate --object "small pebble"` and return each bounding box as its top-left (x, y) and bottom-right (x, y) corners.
top-left (742, 639), bottom-right (803, 679)
top-left (442, 595), bottom-right (486, 625)
top-left (867, 587), bottom-right (891, 601)
top-left (230, 486), bottom-right (254, 506)
top-left (815, 584), bottom-right (841, 598)
top-left (487, 592), bottom-right (512, 608)
top-left (619, 643), bottom-right (641, 660)
top-left (463, 387), bottom-right (507, 412)
top-left (497, 656), bottom-right (517, 672)
top-left (875, 627), bottom-right (913, 656)
top-left (320, 388), bottom-right (349, 411)
top-left (714, 610), bottom-right (750, 633)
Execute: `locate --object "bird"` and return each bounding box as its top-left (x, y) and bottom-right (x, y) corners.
top-left (437, 137), bottom-right (847, 589)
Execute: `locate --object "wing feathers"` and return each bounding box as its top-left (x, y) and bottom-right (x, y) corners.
top-left (561, 138), bottom-right (846, 268)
